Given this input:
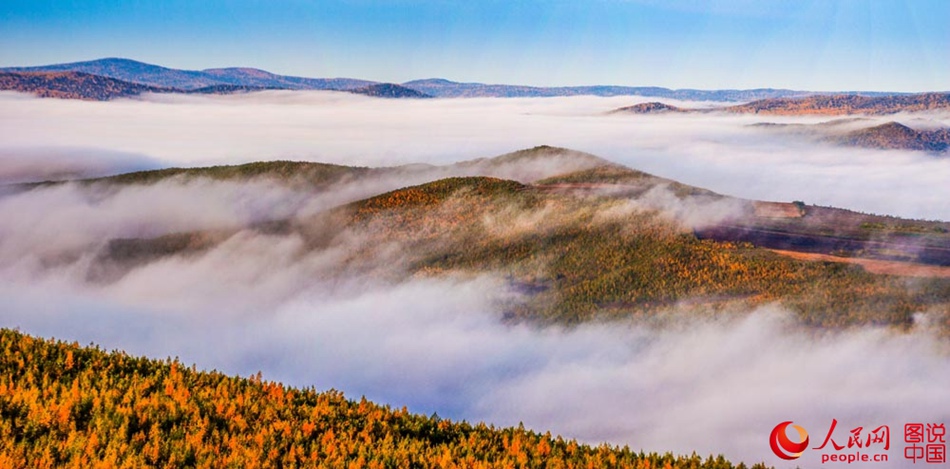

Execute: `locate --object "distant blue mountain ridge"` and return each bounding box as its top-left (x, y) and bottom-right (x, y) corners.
top-left (0, 57), bottom-right (810, 101)
top-left (1, 57), bottom-right (923, 101)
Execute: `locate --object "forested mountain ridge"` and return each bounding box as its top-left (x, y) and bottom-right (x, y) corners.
top-left (11, 146), bottom-right (950, 330)
top-left (0, 328), bottom-right (762, 468)
top-left (0, 71), bottom-right (166, 100)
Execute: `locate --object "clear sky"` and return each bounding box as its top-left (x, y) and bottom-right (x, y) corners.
top-left (1, 0), bottom-right (947, 91)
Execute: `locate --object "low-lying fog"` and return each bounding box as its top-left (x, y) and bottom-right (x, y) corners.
top-left (1, 90), bottom-right (948, 220)
top-left (2, 91), bottom-right (949, 468)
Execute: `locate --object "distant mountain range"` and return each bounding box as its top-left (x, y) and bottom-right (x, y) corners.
top-left (0, 57), bottom-right (901, 102)
top-left (2, 58), bottom-right (946, 104)
top-left (0, 59), bottom-right (430, 100)
top-left (3, 58), bottom-right (808, 100)
top-left (614, 93), bottom-right (950, 117)
top-left (401, 77), bottom-right (810, 101)
top-left (2, 58), bottom-right (375, 91)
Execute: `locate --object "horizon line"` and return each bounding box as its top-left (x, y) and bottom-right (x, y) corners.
top-left (4, 56), bottom-right (947, 95)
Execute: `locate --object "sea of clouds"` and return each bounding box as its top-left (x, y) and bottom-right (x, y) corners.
top-left (2, 90), bottom-right (948, 219)
top-left (1, 91), bottom-right (949, 468)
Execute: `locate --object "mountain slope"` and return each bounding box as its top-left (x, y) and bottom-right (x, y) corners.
top-left (725, 93), bottom-right (950, 115)
top-left (749, 119), bottom-right (950, 153)
top-left (200, 67), bottom-right (374, 90)
top-left (0, 71), bottom-right (168, 100)
top-left (837, 121), bottom-right (950, 152)
top-left (351, 174), bottom-right (950, 327)
top-left (19, 146), bottom-right (950, 330)
top-left (56, 160), bottom-right (375, 187)
top-left (0, 328), bottom-right (755, 468)
top-left (610, 102), bottom-right (689, 114)
top-left (2, 58), bottom-right (374, 91)
top-left (16, 145), bottom-right (610, 189)
top-left (611, 93), bottom-right (950, 116)
top-left (350, 83), bottom-right (431, 99)
top-left (3, 58), bottom-right (220, 90)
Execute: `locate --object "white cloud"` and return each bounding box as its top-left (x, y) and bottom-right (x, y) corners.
top-left (3, 269), bottom-right (946, 469)
top-left (2, 92), bottom-right (947, 220)
top-left (1, 91), bottom-right (949, 469)
top-left (0, 147), bottom-right (160, 184)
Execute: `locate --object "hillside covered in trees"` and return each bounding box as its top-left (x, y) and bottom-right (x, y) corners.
top-left (0, 328), bottom-right (762, 468)
top-left (32, 147), bottom-right (949, 330)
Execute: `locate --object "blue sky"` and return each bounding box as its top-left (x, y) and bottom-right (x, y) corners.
top-left (1, 0), bottom-right (947, 91)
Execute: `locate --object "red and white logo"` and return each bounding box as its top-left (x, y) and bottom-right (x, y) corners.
top-left (770, 421), bottom-right (810, 460)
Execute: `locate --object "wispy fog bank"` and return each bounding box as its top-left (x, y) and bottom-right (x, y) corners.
top-left (0, 175), bottom-right (946, 468)
top-left (0, 147), bottom-right (161, 184)
top-left (2, 92), bottom-right (949, 468)
top-left (2, 91), bottom-right (948, 219)
top-left (4, 274), bottom-right (947, 469)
